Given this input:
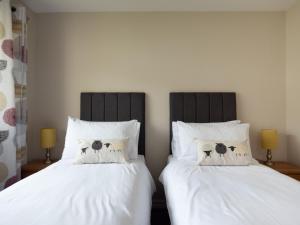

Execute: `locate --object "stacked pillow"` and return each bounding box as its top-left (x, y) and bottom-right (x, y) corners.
top-left (172, 120), bottom-right (253, 165)
top-left (62, 117), bottom-right (140, 164)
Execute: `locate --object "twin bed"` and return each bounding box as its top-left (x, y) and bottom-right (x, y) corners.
top-left (0, 92), bottom-right (300, 225)
top-left (0, 93), bottom-right (155, 225)
top-left (160, 92), bottom-right (300, 225)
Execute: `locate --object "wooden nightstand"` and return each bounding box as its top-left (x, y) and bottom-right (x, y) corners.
top-left (21, 159), bottom-right (57, 179)
top-left (260, 161), bottom-right (300, 181)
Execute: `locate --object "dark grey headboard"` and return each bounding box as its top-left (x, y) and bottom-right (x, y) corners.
top-left (170, 92), bottom-right (237, 153)
top-left (80, 92), bottom-right (145, 155)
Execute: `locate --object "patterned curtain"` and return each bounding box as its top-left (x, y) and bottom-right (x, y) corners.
top-left (0, 0), bottom-right (27, 190)
top-left (0, 0), bottom-right (17, 190)
top-left (12, 4), bottom-right (28, 179)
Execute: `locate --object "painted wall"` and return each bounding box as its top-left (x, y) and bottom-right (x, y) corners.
top-left (30, 12), bottom-right (287, 187)
top-left (286, 1), bottom-right (300, 165)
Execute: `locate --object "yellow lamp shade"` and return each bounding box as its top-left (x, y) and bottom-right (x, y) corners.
top-left (261, 129), bottom-right (278, 150)
top-left (40, 128), bottom-right (56, 149)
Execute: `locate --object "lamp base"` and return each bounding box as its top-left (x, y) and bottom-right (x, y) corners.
top-left (265, 149), bottom-right (273, 166)
top-left (45, 148), bottom-right (52, 164)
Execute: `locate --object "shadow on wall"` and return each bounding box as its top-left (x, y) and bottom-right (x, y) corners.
top-left (287, 135), bottom-right (300, 166)
top-left (146, 114), bottom-right (169, 194)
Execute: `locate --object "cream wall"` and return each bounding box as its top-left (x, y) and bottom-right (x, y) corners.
top-left (286, 1), bottom-right (300, 165)
top-left (30, 12), bottom-right (287, 186)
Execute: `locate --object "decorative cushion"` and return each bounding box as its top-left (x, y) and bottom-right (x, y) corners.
top-left (62, 117), bottom-right (140, 160)
top-left (196, 139), bottom-right (252, 166)
top-left (75, 138), bottom-right (129, 164)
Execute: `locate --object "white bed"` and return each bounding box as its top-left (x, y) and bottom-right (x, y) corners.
top-left (160, 156), bottom-right (300, 225)
top-left (0, 156), bottom-right (155, 225)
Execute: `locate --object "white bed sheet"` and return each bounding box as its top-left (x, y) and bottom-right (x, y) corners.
top-left (160, 156), bottom-right (300, 225)
top-left (0, 156), bottom-right (155, 225)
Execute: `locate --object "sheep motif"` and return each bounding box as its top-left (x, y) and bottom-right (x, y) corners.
top-left (201, 143), bottom-right (213, 158)
top-left (106, 140), bottom-right (127, 152)
top-left (228, 146), bottom-right (236, 152)
top-left (78, 140), bottom-right (90, 154)
top-left (215, 143), bottom-right (227, 157)
top-left (81, 147), bottom-right (88, 154)
top-left (92, 140), bottom-right (103, 153)
top-left (231, 143), bottom-right (248, 157)
top-left (79, 139), bottom-right (127, 155)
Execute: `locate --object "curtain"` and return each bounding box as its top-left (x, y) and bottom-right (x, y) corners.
top-left (12, 4), bottom-right (28, 180)
top-left (0, 0), bottom-right (27, 190)
top-left (0, 0), bottom-right (17, 190)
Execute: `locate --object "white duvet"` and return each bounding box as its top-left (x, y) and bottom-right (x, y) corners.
top-left (160, 157), bottom-right (300, 225)
top-left (0, 156), bottom-right (155, 225)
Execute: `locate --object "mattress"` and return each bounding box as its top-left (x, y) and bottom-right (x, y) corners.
top-left (160, 156), bottom-right (300, 225)
top-left (0, 156), bottom-right (155, 225)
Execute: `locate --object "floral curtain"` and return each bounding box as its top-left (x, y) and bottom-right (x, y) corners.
top-left (0, 0), bottom-right (27, 190)
top-left (12, 3), bottom-right (28, 179)
top-left (0, 0), bottom-right (17, 190)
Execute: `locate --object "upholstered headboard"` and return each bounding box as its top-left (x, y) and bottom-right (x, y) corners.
top-left (170, 92), bottom-right (237, 153)
top-left (80, 92), bottom-right (145, 155)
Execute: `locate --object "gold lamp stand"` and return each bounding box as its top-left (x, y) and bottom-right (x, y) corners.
top-left (266, 149), bottom-right (273, 166)
top-left (45, 148), bottom-right (52, 164)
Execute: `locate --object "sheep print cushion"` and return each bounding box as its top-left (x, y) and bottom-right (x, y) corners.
top-left (75, 138), bottom-right (129, 164)
top-left (196, 139), bottom-right (253, 166)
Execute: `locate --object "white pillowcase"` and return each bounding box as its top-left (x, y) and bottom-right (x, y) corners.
top-left (175, 121), bottom-right (251, 161)
top-left (75, 138), bottom-right (129, 164)
top-left (196, 139), bottom-right (252, 166)
top-left (62, 117), bottom-right (140, 160)
top-left (171, 120), bottom-right (241, 159)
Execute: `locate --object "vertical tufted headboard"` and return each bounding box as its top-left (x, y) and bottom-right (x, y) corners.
top-left (80, 92), bottom-right (145, 155)
top-left (170, 92), bottom-right (237, 153)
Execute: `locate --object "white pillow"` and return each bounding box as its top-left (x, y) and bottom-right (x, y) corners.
top-left (175, 121), bottom-right (251, 161)
top-left (74, 138), bottom-right (129, 164)
top-left (196, 139), bottom-right (252, 166)
top-left (171, 120), bottom-right (241, 158)
top-left (62, 117), bottom-right (140, 160)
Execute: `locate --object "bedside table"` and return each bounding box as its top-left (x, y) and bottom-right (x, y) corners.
top-left (261, 161), bottom-right (300, 181)
top-left (21, 159), bottom-right (57, 179)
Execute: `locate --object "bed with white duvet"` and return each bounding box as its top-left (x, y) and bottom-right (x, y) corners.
top-left (160, 157), bottom-right (300, 225)
top-left (166, 92), bottom-right (300, 225)
top-left (0, 156), bottom-right (155, 225)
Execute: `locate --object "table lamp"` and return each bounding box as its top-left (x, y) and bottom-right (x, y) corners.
top-left (261, 129), bottom-right (278, 166)
top-left (40, 128), bottom-right (56, 164)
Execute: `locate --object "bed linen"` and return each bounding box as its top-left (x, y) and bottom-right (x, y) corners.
top-left (0, 156), bottom-right (155, 225)
top-left (160, 156), bottom-right (300, 225)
